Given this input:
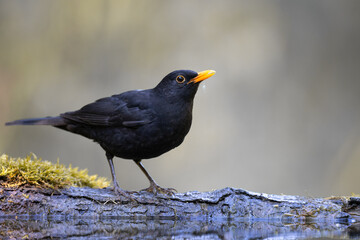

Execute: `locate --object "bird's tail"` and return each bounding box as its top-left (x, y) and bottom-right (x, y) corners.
top-left (5, 116), bottom-right (65, 126)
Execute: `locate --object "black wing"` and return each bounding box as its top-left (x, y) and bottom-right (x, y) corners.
top-left (60, 90), bottom-right (154, 127)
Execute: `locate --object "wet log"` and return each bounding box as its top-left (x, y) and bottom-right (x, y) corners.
top-left (0, 187), bottom-right (359, 223)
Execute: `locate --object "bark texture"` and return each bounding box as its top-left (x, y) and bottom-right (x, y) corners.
top-left (1, 187), bottom-right (359, 239)
top-left (1, 187), bottom-right (359, 221)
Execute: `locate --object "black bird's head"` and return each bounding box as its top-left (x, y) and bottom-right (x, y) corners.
top-left (154, 70), bottom-right (216, 101)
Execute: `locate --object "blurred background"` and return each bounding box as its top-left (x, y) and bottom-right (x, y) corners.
top-left (1, 0), bottom-right (360, 197)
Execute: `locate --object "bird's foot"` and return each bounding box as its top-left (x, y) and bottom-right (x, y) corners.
top-left (112, 184), bottom-right (134, 200)
top-left (141, 182), bottom-right (177, 196)
top-left (113, 185), bottom-right (128, 196)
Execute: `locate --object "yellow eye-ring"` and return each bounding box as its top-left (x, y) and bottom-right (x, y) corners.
top-left (176, 75), bottom-right (186, 84)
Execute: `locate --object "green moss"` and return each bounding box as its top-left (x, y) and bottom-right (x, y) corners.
top-left (0, 153), bottom-right (110, 189)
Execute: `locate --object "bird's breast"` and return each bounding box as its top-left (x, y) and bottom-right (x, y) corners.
top-left (150, 105), bottom-right (192, 146)
top-left (97, 103), bottom-right (193, 160)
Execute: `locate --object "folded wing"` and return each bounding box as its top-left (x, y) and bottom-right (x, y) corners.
top-left (61, 92), bottom-right (154, 128)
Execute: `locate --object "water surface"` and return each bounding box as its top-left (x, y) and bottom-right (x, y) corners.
top-left (1, 216), bottom-right (359, 239)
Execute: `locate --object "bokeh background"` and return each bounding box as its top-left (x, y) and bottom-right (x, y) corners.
top-left (1, 1), bottom-right (360, 197)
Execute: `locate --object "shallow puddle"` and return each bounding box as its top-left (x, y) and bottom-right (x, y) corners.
top-left (1, 216), bottom-right (359, 239)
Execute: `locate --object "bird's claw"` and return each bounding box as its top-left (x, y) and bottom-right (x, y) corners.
top-left (141, 183), bottom-right (177, 196)
top-left (112, 185), bottom-right (136, 201)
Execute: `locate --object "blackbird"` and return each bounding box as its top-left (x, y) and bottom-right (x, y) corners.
top-left (6, 70), bottom-right (216, 196)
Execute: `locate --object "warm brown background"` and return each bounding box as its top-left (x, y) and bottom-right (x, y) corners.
top-left (1, 1), bottom-right (360, 197)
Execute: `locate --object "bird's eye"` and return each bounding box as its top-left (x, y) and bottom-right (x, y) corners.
top-left (176, 75), bottom-right (186, 84)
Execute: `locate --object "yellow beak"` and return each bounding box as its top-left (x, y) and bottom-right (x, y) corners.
top-left (188, 70), bottom-right (216, 84)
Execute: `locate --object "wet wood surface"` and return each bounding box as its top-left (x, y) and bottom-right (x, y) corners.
top-left (1, 187), bottom-right (359, 221)
top-left (1, 187), bottom-right (360, 239)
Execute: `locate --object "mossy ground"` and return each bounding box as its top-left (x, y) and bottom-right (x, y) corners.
top-left (0, 153), bottom-right (110, 189)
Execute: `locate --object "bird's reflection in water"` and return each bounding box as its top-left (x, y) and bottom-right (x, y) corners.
top-left (0, 217), bottom-right (357, 239)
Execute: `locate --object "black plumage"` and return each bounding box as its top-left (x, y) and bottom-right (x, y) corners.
top-left (6, 69), bottom-right (216, 196)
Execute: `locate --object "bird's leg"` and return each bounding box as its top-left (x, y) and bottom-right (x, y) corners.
top-left (106, 153), bottom-right (130, 197)
top-left (134, 159), bottom-right (177, 195)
